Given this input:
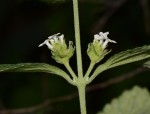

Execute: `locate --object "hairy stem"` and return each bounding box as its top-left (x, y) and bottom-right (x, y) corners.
top-left (73, 0), bottom-right (83, 78)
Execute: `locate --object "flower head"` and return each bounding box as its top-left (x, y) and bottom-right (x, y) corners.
top-left (87, 32), bottom-right (117, 63)
top-left (39, 33), bottom-right (75, 64)
top-left (39, 33), bottom-right (63, 49)
top-left (94, 32), bottom-right (117, 49)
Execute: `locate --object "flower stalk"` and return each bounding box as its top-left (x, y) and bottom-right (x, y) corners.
top-left (64, 61), bottom-right (78, 81)
top-left (84, 62), bottom-right (95, 81)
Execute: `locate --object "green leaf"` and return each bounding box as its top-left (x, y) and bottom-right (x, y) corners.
top-left (143, 60), bottom-right (150, 68)
top-left (97, 86), bottom-right (150, 114)
top-left (0, 63), bottom-right (75, 85)
top-left (87, 45), bottom-right (150, 84)
top-left (106, 45), bottom-right (150, 69)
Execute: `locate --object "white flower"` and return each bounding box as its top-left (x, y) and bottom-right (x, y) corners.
top-left (94, 32), bottom-right (117, 49)
top-left (38, 33), bottom-right (75, 64)
top-left (38, 33), bottom-right (64, 49)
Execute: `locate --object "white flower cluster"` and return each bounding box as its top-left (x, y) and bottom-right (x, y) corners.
top-left (39, 33), bottom-right (75, 64)
top-left (94, 32), bottom-right (117, 49)
top-left (38, 33), bottom-right (64, 49)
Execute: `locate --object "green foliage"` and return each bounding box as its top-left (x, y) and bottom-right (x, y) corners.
top-left (0, 63), bottom-right (74, 85)
top-left (0, 0), bottom-right (149, 113)
top-left (91, 45), bottom-right (150, 79)
top-left (106, 45), bottom-right (150, 69)
top-left (0, 63), bottom-right (61, 74)
top-left (144, 60), bottom-right (150, 68)
top-left (97, 86), bottom-right (150, 114)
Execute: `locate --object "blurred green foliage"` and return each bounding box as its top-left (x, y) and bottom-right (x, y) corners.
top-left (0, 0), bottom-right (150, 114)
top-left (98, 86), bottom-right (150, 114)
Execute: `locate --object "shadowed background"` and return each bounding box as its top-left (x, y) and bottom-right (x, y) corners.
top-left (0, 0), bottom-right (150, 114)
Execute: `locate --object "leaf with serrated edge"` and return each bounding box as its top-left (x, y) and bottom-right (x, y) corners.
top-left (107, 45), bottom-right (150, 69)
top-left (0, 63), bottom-right (75, 85)
top-left (87, 45), bottom-right (150, 84)
top-left (97, 86), bottom-right (150, 114)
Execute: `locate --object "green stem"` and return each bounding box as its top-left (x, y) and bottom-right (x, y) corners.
top-left (86, 64), bottom-right (107, 84)
top-left (77, 84), bottom-right (87, 114)
top-left (64, 61), bottom-right (78, 81)
top-left (84, 62), bottom-right (95, 81)
top-left (73, 0), bottom-right (83, 78)
top-left (73, 0), bottom-right (87, 113)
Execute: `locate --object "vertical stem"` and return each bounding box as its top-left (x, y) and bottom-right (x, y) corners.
top-left (73, 0), bottom-right (83, 78)
top-left (77, 84), bottom-right (87, 114)
top-left (73, 1), bottom-right (87, 113)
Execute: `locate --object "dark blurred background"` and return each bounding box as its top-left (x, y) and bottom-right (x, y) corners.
top-left (0, 0), bottom-right (150, 114)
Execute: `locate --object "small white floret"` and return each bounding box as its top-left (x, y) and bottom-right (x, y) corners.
top-left (94, 32), bottom-right (117, 49)
top-left (38, 39), bottom-right (53, 49)
top-left (38, 40), bottom-right (47, 47)
top-left (94, 34), bottom-right (103, 40)
top-left (48, 33), bottom-right (60, 39)
top-left (39, 33), bottom-right (65, 49)
top-left (99, 32), bottom-right (109, 39)
top-left (45, 40), bottom-right (53, 49)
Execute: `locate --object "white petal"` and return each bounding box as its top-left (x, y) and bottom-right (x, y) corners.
top-left (38, 40), bottom-right (47, 47)
top-left (99, 32), bottom-right (117, 43)
top-left (48, 33), bottom-right (60, 39)
top-left (38, 42), bottom-right (45, 47)
top-left (99, 32), bottom-right (109, 39)
top-left (59, 34), bottom-right (64, 44)
top-left (45, 40), bottom-right (53, 49)
top-left (108, 39), bottom-right (117, 43)
top-left (105, 32), bottom-right (109, 35)
top-left (100, 32), bottom-right (109, 36)
top-left (56, 33), bottom-right (60, 35)
top-left (48, 36), bottom-right (53, 39)
top-left (94, 34), bottom-right (100, 39)
top-left (94, 34), bottom-right (103, 40)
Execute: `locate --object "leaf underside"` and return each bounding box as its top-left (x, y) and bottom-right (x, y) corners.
top-left (0, 63), bottom-right (75, 85)
top-left (106, 45), bottom-right (150, 69)
top-left (0, 63), bottom-right (67, 77)
top-left (92, 45), bottom-right (150, 78)
top-left (97, 86), bottom-right (150, 114)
